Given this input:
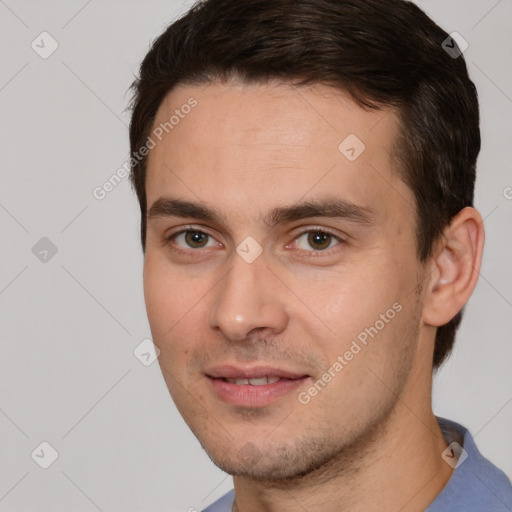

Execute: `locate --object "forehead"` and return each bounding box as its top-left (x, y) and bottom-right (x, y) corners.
top-left (145, 80), bottom-right (410, 223)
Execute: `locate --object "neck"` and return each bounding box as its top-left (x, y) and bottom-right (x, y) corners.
top-left (232, 367), bottom-right (452, 512)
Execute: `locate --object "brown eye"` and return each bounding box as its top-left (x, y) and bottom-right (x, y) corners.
top-left (292, 229), bottom-right (342, 253)
top-left (170, 229), bottom-right (217, 250)
top-left (184, 230), bottom-right (209, 248)
top-left (307, 231), bottom-right (332, 250)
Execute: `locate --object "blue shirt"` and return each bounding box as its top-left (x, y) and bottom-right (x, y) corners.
top-left (202, 417), bottom-right (512, 511)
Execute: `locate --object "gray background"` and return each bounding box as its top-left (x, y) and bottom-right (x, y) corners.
top-left (0, 0), bottom-right (510, 510)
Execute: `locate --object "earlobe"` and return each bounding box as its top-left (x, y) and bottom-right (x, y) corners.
top-left (423, 207), bottom-right (485, 327)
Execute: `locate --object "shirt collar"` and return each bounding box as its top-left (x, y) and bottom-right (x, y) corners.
top-left (426, 417), bottom-right (512, 511)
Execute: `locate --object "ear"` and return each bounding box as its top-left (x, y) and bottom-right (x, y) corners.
top-left (422, 207), bottom-right (485, 327)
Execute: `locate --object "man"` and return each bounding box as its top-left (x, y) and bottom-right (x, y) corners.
top-left (128, 0), bottom-right (512, 510)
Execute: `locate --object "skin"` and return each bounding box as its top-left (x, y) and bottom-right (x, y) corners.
top-left (143, 80), bottom-right (484, 511)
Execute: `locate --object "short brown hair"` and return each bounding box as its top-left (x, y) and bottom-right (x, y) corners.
top-left (129, 0), bottom-right (480, 369)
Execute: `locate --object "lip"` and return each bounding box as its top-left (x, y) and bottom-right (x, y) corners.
top-left (206, 364), bottom-right (307, 380)
top-left (206, 364), bottom-right (310, 407)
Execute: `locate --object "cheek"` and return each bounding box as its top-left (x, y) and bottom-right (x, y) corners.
top-left (143, 256), bottom-right (197, 353)
top-left (307, 264), bottom-right (399, 333)
top-left (143, 257), bottom-right (170, 332)
top-left (303, 252), bottom-right (417, 367)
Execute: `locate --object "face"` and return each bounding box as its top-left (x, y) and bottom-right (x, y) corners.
top-left (143, 81), bottom-right (429, 480)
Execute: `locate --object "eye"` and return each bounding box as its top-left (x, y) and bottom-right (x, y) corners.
top-left (170, 229), bottom-right (219, 250)
top-left (293, 230), bottom-right (342, 252)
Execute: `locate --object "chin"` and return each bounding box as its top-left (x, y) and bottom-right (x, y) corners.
top-left (201, 436), bottom-right (344, 483)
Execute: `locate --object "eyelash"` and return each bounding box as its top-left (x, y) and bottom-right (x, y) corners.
top-left (164, 225), bottom-right (345, 257)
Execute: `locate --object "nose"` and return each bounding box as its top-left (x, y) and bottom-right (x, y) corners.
top-left (209, 253), bottom-right (289, 342)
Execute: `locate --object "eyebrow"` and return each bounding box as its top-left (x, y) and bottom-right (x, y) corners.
top-left (147, 197), bottom-right (375, 227)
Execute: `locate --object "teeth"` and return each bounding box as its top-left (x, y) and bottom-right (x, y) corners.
top-left (225, 376), bottom-right (281, 385)
top-left (248, 377), bottom-right (267, 386)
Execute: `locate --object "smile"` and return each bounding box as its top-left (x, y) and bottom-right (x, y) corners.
top-left (206, 365), bottom-right (310, 407)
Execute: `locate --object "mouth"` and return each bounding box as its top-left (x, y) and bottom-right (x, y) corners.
top-left (206, 365), bottom-right (310, 407)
